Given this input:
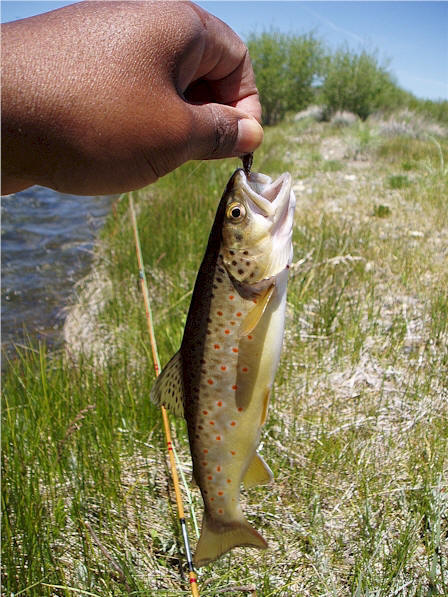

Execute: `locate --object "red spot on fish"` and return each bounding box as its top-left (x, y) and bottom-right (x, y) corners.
top-left (236, 312), bottom-right (242, 317)
top-left (218, 508), bottom-right (223, 514)
top-left (242, 367), bottom-right (248, 372)
top-left (230, 421), bottom-right (236, 426)
top-left (247, 335), bottom-right (253, 340)
top-left (253, 299), bottom-right (257, 304)
top-left (216, 466), bottom-right (221, 472)
top-left (202, 461), bottom-right (208, 466)
top-left (216, 436), bottom-right (221, 441)
top-left (202, 410), bottom-right (208, 415)
top-left (230, 451), bottom-right (236, 455)
top-left (232, 385), bottom-right (237, 391)
top-left (232, 347), bottom-right (238, 353)
top-left (217, 311), bottom-right (223, 316)
top-left (218, 491), bottom-right (223, 496)
top-left (217, 401), bottom-right (223, 407)
top-left (229, 295), bottom-right (234, 300)
top-left (209, 420), bottom-right (215, 425)
top-left (230, 321), bottom-right (236, 325)
top-left (203, 449), bottom-right (208, 454)
top-left (210, 497), bottom-right (215, 502)
top-left (225, 329), bottom-right (230, 334)
top-left (214, 344), bottom-right (220, 350)
top-left (207, 379), bottom-right (214, 385)
top-left (220, 366), bottom-right (227, 372)
top-left (207, 475), bottom-right (213, 480)
top-left (238, 407), bottom-right (243, 412)
top-left (227, 479), bottom-right (232, 483)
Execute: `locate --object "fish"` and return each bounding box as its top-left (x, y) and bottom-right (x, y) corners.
top-left (150, 166), bottom-right (296, 567)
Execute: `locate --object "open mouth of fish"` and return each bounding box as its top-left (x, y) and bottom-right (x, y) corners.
top-left (231, 168), bottom-right (295, 231)
top-left (228, 168), bottom-right (296, 275)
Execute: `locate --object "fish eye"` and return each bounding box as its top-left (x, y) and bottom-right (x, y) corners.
top-left (226, 202), bottom-right (246, 221)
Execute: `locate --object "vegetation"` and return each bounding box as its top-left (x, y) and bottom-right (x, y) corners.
top-left (247, 31), bottom-right (448, 125)
top-left (247, 31), bottom-right (324, 125)
top-left (319, 47), bottom-right (401, 120)
top-left (3, 110), bottom-right (447, 595)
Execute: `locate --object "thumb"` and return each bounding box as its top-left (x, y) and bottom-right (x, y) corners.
top-left (188, 103), bottom-right (263, 161)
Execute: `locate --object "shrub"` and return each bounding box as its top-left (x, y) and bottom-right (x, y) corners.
top-left (247, 31), bottom-right (324, 125)
top-left (320, 47), bottom-right (400, 120)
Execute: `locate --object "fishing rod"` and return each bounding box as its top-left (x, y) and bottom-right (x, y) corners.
top-left (129, 193), bottom-right (200, 597)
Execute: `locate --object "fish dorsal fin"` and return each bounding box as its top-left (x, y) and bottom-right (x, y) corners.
top-left (240, 284), bottom-right (275, 337)
top-left (149, 352), bottom-right (184, 417)
top-left (243, 451), bottom-right (273, 489)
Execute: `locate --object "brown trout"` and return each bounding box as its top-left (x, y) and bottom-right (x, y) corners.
top-left (151, 167), bottom-right (295, 567)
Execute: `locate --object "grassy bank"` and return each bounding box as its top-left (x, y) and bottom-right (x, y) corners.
top-left (2, 111), bottom-right (448, 596)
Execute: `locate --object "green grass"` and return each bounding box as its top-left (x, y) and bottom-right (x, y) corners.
top-left (3, 113), bottom-right (448, 596)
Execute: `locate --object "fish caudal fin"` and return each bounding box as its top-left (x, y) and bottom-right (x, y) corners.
top-left (243, 451), bottom-right (273, 489)
top-left (194, 513), bottom-right (267, 568)
top-left (149, 352), bottom-right (184, 417)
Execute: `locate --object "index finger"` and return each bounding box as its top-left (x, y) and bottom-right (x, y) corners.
top-left (186, 3), bottom-right (262, 122)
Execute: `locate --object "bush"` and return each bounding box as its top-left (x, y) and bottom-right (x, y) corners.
top-left (247, 31), bottom-right (324, 125)
top-left (320, 47), bottom-right (401, 120)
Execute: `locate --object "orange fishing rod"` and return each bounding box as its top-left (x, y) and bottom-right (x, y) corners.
top-left (129, 194), bottom-right (200, 597)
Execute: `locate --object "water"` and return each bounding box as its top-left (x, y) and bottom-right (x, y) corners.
top-left (2, 186), bottom-right (115, 358)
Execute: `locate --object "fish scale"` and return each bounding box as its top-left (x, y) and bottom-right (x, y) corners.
top-left (191, 255), bottom-right (256, 514)
top-left (151, 167), bottom-right (295, 567)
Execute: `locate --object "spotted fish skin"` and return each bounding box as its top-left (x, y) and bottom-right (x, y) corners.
top-left (151, 168), bottom-right (295, 567)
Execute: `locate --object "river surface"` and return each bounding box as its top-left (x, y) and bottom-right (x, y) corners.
top-left (2, 186), bottom-right (115, 359)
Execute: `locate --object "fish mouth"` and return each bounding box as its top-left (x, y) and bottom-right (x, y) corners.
top-left (230, 168), bottom-right (296, 274)
top-left (231, 168), bottom-right (294, 225)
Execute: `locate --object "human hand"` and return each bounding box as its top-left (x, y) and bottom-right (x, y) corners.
top-left (1, 1), bottom-right (263, 195)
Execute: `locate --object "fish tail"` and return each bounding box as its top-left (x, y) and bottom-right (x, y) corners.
top-left (194, 512), bottom-right (267, 567)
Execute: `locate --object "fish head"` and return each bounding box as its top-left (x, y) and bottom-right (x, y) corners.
top-left (221, 169), bottom-right (296, 282)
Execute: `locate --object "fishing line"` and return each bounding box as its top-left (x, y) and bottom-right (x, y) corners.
top-left (129, 193), bottom-right (200, 597)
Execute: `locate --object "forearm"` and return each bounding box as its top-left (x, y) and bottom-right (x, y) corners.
top-left (1, 20), bottom-right (56, 193)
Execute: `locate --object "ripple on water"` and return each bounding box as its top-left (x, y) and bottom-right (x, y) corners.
top-left (2, 186), bottom-right (115, 358)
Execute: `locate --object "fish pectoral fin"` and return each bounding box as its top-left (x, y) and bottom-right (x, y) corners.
top-left (240, 284), bottom-right (275, 337)
top-left (149, 351), bottom-right (184, 417)
top-left (194, 512), bottom-right (267, 568)
top-left (243, 451), bottom-right (273, 489)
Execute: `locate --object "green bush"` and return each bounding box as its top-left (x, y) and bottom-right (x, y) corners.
top-left (320, 47), bottom-right (401, 120)
top-left (247, 31), bottom-right (447, 127)
top-left (247, 31), bottom-right (324, 125)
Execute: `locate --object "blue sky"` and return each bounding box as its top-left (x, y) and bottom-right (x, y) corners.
top-left (2, 1), bottom-right (447, 101)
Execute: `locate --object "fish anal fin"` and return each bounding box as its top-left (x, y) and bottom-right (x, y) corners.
top-left (240, 284), bottom-right (275, 337)
top-left (149, 352), bottom-right (184, 417)
top-left (243, 451), bottom-right (273, 489)
top-left (194, 512), bottom-right (267, 568)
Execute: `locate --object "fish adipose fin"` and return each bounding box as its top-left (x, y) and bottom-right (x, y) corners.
top-left (149, 352), bottom-right (184, 417)
top-left (194, 512), bottom-right (267, 567)
top-left (240, 284), bottom-right (275, 337)
top-left (243, 451), bottom-right (273, 489)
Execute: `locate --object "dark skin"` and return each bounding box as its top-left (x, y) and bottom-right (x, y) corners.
top-left (1, 1), bottom-right (263, 195)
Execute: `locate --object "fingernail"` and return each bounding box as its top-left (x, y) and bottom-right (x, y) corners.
top-left (235, 117), bottom-right (264, 154)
